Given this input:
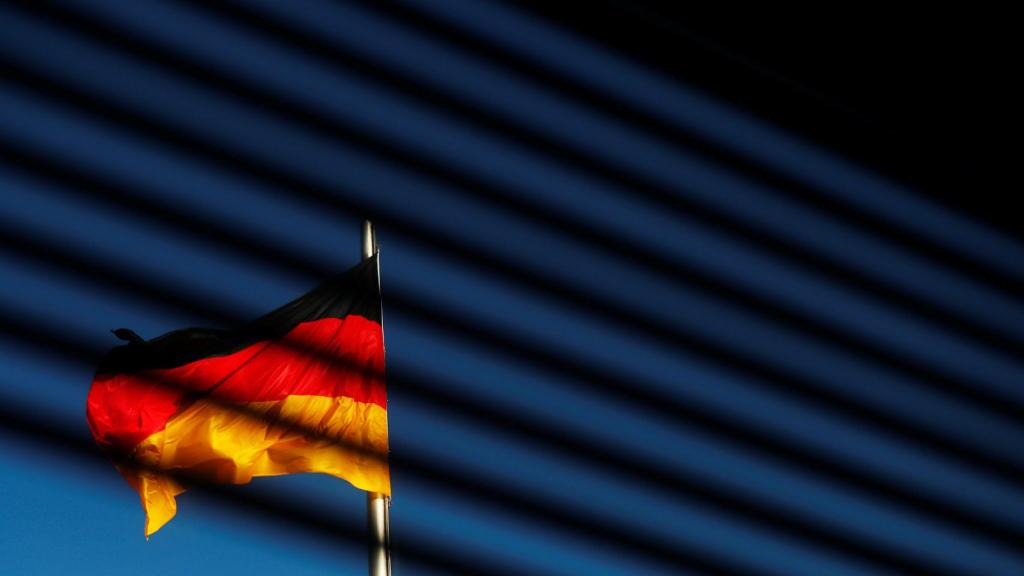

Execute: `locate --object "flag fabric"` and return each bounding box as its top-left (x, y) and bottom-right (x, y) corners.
top-left (86, 256), bottom-right (389, 536)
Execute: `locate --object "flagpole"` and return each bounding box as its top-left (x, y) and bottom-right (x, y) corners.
top-left (362, 219), bottom-right (391, 576)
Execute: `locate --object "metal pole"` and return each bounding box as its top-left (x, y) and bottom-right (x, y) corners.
top-left (361, 219), bottom-right (377, 261)
top-left (367, 491), bottom-right (391, 576)
top-left (362, 220), bottom-right (391, 576)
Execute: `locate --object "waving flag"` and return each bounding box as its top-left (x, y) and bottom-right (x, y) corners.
top-left (86, 256), bottom-right (389, 536)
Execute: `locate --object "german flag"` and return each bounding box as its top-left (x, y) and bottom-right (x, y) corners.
top-left (86, 256), bottom-right (389, 536)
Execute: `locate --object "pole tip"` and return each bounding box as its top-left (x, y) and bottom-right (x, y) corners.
top-left (361, 220), bottom-right (377, 260)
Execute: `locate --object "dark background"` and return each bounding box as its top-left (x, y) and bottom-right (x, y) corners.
top-left (520, 1), bottom-right (1015, 232)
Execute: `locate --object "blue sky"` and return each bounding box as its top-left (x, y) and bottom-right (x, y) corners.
top-left (2, 1), bottom-right (1024, 575)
